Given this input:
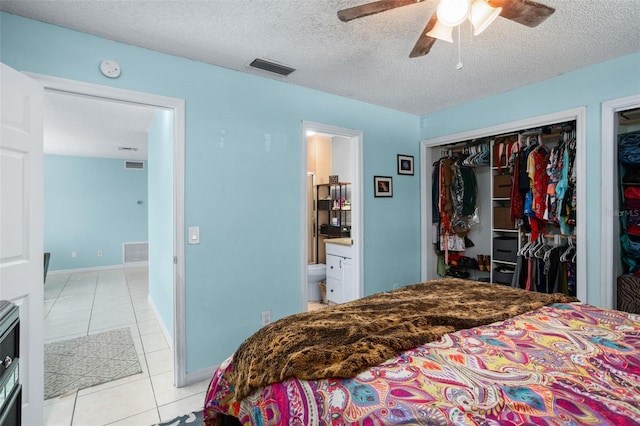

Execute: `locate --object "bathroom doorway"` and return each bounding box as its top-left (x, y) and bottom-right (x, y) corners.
top-left (301, 121), bottom-right (363, 312)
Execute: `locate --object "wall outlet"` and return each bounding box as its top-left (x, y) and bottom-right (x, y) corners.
top-left (71, 251), bottom-right (77, 258)
top-left (261, 310), bottom-right (271, 326)
top-left (97, 250), bottom-right (103, 257)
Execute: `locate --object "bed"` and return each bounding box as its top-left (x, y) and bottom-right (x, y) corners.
top-left (203, 278), bottom-right (640, 425)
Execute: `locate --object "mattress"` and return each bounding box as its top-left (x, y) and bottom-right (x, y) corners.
top-left (204, 302), bottom-right (640, 425)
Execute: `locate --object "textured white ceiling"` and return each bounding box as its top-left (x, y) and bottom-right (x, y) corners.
top-left (2, 0), bottom-right (639, 157)
top-left (43, 91), bottom-right (155, 160)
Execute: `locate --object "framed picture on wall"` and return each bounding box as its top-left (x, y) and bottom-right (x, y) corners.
top-left (397, 154), bottom-right (414, 175)
top-left (374, 176), bottom-right (393, 197)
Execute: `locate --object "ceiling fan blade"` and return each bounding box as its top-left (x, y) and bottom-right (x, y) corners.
top-left (409, 12), bottom-right (438, 58)
top-left (490, 0), bottom-right (555, 27)
top-left (338, 0), bottom-right (425, 22)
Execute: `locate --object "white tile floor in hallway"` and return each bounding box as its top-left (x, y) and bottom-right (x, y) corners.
top-left (43, 267), bottom-right (210, 426)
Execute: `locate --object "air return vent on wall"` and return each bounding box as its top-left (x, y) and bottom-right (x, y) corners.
top-left (124, 161), bottom-right (144, 170)
top-left (123, 242), bottom-right (148, 263)
top-left (249, 58), bottom-right (295, 76)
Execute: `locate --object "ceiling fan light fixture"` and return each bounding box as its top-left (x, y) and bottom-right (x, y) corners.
top-left (436, 0), bottom-right (471, 27)
top-left (470, 0), bottom-right (502, 35)
top-left (426, 20), bottom-right (454, 43)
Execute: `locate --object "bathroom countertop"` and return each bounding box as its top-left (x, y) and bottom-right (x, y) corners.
top-left (324, 238), bottom-right (352, 247)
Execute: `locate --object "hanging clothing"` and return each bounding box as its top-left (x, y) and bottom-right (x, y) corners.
top-left (431, 154), bottom-right (480, 258)
top-left (509, 142), bottom-right (524, 223)
top-left (439, 157), bottom-right (455, 234)
top-left (544, 143), bottom-right (564, 224)
top-left (431, 161), bottom-right (440, 224)
top-left (529, 145), bottom-right (551, 219)
top-left (511, 242), bottom-right (573, 296)
top-left (450, 161), bottom-right (478, 237)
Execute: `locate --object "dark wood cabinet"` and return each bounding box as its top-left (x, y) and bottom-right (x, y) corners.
top-left (0, 301), bottom-right (20, 426)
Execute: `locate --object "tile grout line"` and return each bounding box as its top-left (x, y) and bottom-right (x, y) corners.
top-left (124, 268), bottom-right (163, 422)
top-left (69, 392), bottom-right (78, 426)
top-left (86, 271), bottom-right (99, 336)
top-left (44, 273), bottom-right (72, 321)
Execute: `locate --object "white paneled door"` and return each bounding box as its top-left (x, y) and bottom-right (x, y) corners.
top-left (0, 62), bottom-right (45, 424)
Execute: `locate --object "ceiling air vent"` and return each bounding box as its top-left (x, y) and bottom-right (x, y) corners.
top-left (249, 58), bottom-right (295, 76)
top-left (124, 161), bottom-right (145, 170)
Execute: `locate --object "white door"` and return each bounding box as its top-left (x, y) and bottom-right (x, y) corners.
top-left (0, 63), bottom-right (45, 424)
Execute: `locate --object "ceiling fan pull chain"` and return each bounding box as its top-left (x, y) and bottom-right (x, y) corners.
top-left (456, 25), bottom-right (463, 70)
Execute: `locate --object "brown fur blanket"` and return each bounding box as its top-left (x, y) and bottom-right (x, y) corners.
top-left (231, 278), bottom-right (578, 401)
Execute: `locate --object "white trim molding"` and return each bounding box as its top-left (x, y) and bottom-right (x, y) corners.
top-left (47, 262), bottom-right (148, 276)
top-left (26, 73), bottom-right (188, 387)
top-left (601, 94), bottom-right (640, 310)
top-left (421, 108), bottom-right (587, 303)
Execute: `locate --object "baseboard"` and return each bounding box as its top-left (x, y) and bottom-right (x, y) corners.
top-left (48, 262), bottom-right (148, 275)
top-left (186, 365), bottom-right (217, 386)
top-left (147, 295), bottom-right (174, 352)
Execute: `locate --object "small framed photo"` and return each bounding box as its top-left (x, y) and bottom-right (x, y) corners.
top-left (397, 154), bottom-right (414, 175)
top-left (374, 176), bottom-right (393, 197)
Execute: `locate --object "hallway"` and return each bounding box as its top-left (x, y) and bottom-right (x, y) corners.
top-left (43, 267), bottom-right (208, 425)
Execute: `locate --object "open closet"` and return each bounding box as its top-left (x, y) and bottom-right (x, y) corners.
top-left (615, 107), bottom-right (640, 314)
top-left (430, 120), bottom-right (578, 297)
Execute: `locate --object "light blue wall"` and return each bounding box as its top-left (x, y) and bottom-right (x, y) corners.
top-left (1, 13), bottom-right (421, 374)
top-left (420, 52), bottom-right (640, 307)
top-left (148, 110), bottom-right (174, 339)
top-left (44, 155), bottom-right (148, 271)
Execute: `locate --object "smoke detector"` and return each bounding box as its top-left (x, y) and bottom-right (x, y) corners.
top-left (100, 60), bottom-right (121, 78)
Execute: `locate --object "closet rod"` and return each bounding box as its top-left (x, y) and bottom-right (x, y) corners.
top-left (519, 130), bottom-right (564, 138)
top-left (494, 132), bottom-right (519, 139)
top-left (520, 130), bottom-right (542, 137)
top-left (542, 233), bottom-right (576, 240)
top-left (518, 122), bottom-right (574, 138)
top-left (621, 117), bottom-right (640, 126)
top-left (440, 138), bottom-right (491, 150)
top-left (526, 232), bottom-right (576, 240)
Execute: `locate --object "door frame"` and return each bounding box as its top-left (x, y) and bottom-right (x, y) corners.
top-left (301, 121), bottom-right (364, 307)
top-left (420, 107), bottom-right (587, 303)
top-left (26, 73), bottom-right (187, 386)
top-left (601, 93), bottom-right (640, 310)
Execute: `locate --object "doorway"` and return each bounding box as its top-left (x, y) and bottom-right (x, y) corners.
top-left (301, 121), bottom-right (364, 310)
top-left (27, 73), bottom-right (187, 386)
top-left (601, 94), bottom-right (640, 310)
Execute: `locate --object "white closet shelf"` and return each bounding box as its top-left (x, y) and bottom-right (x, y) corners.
top-left (493, 260), bottom-right (517, 266)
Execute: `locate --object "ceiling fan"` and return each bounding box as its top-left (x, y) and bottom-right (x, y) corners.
top-left (338, 0), bottom-right (555, 58)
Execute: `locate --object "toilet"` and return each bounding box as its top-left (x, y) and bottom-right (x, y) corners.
top-left (307, 263), bottom-right (326, 302)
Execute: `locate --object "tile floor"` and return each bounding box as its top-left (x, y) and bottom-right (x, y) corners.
top-left (43, 266), bottom-right (210, 426)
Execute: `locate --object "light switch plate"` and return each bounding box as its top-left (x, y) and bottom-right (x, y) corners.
top-left (188, 226), bottom-right (200, 244)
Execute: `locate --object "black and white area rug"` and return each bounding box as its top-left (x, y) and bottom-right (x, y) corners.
top-left (44, 327), bottom-right (142, 399)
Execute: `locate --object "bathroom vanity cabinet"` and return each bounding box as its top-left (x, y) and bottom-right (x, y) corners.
top-left (325, 241), bottom-right (356, 304)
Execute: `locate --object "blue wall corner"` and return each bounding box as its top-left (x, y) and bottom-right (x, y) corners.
top-left (44, 155), bottom-right (148, 271)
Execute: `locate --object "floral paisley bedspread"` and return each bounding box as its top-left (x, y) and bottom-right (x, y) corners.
top-left (204, 303), bottom-right (640, 425)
